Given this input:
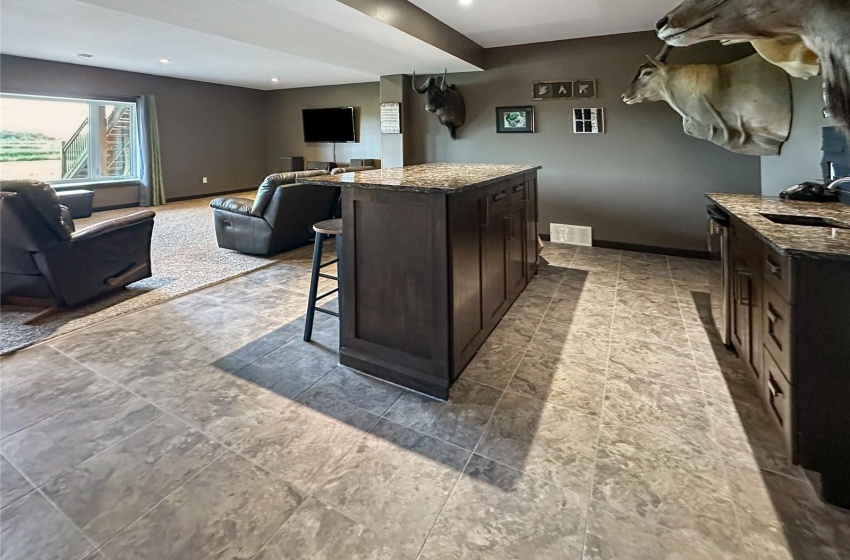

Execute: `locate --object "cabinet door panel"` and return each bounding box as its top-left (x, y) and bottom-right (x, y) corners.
top-left (524, 177), bottom-right (538, 279)
top-left (506, 200), bottom-right (527, 300)
top-left (481, 208), bottom-right (509, 325)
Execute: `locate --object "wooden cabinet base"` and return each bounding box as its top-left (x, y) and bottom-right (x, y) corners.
top-left (339, 172), bottom-right (539, 400)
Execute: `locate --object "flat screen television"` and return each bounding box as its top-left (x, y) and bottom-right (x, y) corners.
top-left (302, 107), bottom-right (356, 143)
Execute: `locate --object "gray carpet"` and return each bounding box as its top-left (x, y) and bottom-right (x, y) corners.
top-left (1, 191), bottom-right (287, 355)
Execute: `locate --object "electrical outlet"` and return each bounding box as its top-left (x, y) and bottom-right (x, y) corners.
top-left (202, 177), bottom-right (208, 184)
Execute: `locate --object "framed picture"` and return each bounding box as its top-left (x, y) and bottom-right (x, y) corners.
top-left (532, 79), bottom-right (597, 100)
top-left (496, 106), bottom-right (535, 133)
top-left (573, 108), bottom-right (605, 134)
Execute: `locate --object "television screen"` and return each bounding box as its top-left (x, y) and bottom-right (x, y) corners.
top-left (302, 107), bottom-right (355, 143)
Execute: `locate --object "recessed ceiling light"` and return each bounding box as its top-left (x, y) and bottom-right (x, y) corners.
top-left (77, 53), bottom-right (93, 59)
top-left (271, 77), bottom-right (280, 83)
top-left (459, 0), bottom-right (473, 6)
top-left (159, 58), bottom-right (171, 64)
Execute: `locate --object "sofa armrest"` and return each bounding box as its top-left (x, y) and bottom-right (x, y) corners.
top-left (210, 197), bottom-right (254, 215)
top-left (72, 210), bottom-right (155, 242)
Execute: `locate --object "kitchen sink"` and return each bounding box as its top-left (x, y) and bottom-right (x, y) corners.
top-left (760, 213), bottom-right (850, 230)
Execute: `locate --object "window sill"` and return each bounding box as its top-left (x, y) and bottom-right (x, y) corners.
top-left (53, 179), bottom-right (141, 190)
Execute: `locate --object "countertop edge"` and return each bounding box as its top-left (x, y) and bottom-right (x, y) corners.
top-left (300, 166), bottom-right (541, 193)
top-left (706, 193), bottom-right (850, 261)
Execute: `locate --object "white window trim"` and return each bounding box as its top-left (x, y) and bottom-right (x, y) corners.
top-left (0, 93), bottom-right (141, 187)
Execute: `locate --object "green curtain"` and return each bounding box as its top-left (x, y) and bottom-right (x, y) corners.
top-left (139, 94), bottom-right (165, 206)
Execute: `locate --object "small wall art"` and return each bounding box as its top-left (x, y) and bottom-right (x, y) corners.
top-left (573, 108), bottom-right (605, 134)
top-left (496, 106), bottom-right (536, 133)
top-left (533, 79), bottom-right (597, 100)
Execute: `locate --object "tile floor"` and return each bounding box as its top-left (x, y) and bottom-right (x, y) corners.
top-left (1, 241), bottom-right (848, 559)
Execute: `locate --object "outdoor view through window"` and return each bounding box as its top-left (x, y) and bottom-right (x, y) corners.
top-left (0, 95), bottom-right (138, 184)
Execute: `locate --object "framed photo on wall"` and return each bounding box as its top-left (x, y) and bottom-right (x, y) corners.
top-left (496, 106), bottom-right (535, 133)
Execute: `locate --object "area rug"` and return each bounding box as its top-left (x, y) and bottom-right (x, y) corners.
top-left (1, 191), bottom-right (283, 355)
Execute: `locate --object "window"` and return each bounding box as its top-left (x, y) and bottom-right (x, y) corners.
top-left (0, 94), bottom-right (140, 185)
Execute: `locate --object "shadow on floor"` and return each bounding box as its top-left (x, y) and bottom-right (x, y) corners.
top-left (684, 289), bottom-right (850, 558)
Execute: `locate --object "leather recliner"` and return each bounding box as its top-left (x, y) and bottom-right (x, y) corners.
top-left (0, 180), bottom-right (156, 309)
top-left (209, 170), bottom-right (341, 256)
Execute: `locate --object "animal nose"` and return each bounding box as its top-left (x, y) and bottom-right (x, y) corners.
top-left (655, 16), bottom-right (669, 31)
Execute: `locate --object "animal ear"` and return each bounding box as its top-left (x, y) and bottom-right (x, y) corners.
top-left (645, 55), bottom-right (666, 69)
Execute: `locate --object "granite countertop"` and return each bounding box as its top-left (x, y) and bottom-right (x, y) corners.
top-left (299, 163), bottom-right (541, 193)
top-left (707, 193), bottom-right (850, 260)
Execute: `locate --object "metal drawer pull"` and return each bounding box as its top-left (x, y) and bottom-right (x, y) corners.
top-left (492, 191), bottom-right (507, 202)
top-left (512, 184), bottom-right (524, 193)
top-left (769, 375), bottom-right (783, 399)
top-left (767, 260), bottom-right (781, 276)
top-left (767, 305), bottom-right (780, 324)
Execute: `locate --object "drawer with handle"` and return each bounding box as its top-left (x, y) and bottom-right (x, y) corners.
top-left (483, 187), bottom-right (510, 221)
top-left (763, 351), bottom-right (793, 457)
top-left (507, 182), bottom-right (525, 204)
top-left (763, 283), bottom-right (792, 377)
top-left (764, 247), bottom-right (793, 302)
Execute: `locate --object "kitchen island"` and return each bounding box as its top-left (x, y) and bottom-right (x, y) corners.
top-left (301, 163), bottom-right (541, 399)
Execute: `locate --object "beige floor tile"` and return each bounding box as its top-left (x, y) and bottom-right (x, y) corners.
top-left (611, 307), bottom-right (690, 349)
top-left (614, 288), bottom-right (682, 319)
top-left (0, 491), bottom-right (93, 560)
top-left (607, 336), bottom-right (700, 390)
top-left (508, 350), bottom-right (607, 416)
top-left (529, 320), bottom-right (611, 367)
top-left (476, 392), bottom-right (598, 493)
top-left (314, 419), bottom-right (470, 558)
top-left (461, 341), bottom-right (526, 390)
top-left (420, 455), bottom-right (586, 560)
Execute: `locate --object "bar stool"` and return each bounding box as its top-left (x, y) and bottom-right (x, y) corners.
top-left (304, 218), bottom-right (342, 341)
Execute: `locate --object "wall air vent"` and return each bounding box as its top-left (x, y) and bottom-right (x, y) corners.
top-left (550, 223), bottom-right (592, 246)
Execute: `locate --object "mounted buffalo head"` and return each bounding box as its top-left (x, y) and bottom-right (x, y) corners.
top-left (621, 44), bottom-right (674, 105)
top-left (655, 0), bottom-right (850, 131)
top-left (412, 69), bottom-right (466, 139)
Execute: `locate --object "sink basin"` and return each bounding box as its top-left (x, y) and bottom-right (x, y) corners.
top-left (760, 213), bottom-right (850, 230)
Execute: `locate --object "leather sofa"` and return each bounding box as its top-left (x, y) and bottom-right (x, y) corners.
top-left (210, 167), bottom-right (373, 256)
top-left (0, 180), bottom-right (155, 310)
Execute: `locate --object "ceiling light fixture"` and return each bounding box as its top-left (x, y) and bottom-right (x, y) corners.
top-left (459, 0), bottom-right (473, 6)
top-left (77, 53), bottom-right (93, 59)
top-left (271, 77), bottom-right (280, 83)
top-left (159, 58), bottom-right (171, 64)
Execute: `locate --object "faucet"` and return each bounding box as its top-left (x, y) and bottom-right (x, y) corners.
top-left (826, 176), bottom-right (850, 194)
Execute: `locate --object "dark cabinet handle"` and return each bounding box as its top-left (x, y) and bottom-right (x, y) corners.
top-left (767, 305), bottom-right (780, 324)
top-left (505, 216), bottom-right (514, 240)
top-left (512, 184), bottom-right (524, 193)
top-left (492, 191), bottom-right (507, 202)
top-left (767, 260), bottom-right (781, 277)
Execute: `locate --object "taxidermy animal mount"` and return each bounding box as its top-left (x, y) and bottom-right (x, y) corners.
top-left (621, 45), bottom-right (792, 156)
top-left (412, 69), bottom-right (466, 139)
top-left (656, 0), bottom-right (850, 132)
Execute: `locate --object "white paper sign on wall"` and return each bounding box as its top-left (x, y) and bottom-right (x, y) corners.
top-left (381, 102), bottom-right (401, 134)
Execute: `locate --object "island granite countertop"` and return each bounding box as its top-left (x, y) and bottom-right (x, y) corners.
top-left (707, 193), bottom-right (850, 260)
top-left (300, 163), bottom-right (541, 193)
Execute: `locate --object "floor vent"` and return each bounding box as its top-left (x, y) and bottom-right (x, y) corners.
top-left (550, 223), bottom-right (592, 246)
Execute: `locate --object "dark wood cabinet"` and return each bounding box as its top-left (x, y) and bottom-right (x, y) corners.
top-left (727, 215), bottom-right (850, 508)
top-left (339, 171), bottom-right (539, 400)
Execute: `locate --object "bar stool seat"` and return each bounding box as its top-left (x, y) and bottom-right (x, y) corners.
top-left (304, 219), bottom-right (342, 341)
top-left (313, 218), bottom-right (342, 236)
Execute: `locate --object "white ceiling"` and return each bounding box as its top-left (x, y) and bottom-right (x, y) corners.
top-left (408, 0), bottom-right (680, 48)
top-left (0, 0), bottom-right (480, 90)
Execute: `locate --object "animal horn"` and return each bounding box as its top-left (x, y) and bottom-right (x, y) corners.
top-left (412, 71), bottom-right (430, 94)
top-left (440, 68), bottom-right (448, 91)
top-left (656, 44), bottom-right (673, 63)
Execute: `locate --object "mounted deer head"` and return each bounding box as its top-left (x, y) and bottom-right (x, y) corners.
top-left (655, 0), bottom-right (850, 131)
top-left (412, 69), bottom-right (466, 139)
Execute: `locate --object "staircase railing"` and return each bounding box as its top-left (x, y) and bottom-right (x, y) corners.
top-left (60, 119), bottom-right (89, 178)
top-left (60, 106), bottom-right (133, 179)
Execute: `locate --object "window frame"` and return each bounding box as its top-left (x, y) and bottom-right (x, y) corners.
top-left (0, 93), bottom-right (141, 187)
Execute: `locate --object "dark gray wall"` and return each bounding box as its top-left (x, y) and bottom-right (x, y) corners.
top-left (409, 32), bottom-right (762, 252)
top-left (0, 55), bottom-right (268, 207)
top-left (761, 77), bottom-right (834, 195)
top-left (265, 82), bottom-right (381, 172)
